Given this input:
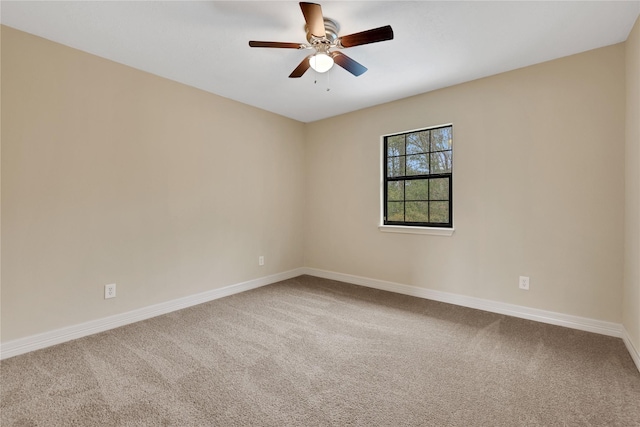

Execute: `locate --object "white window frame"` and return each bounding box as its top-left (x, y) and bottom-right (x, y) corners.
top-left (379, 123), bottom-right (455, 236)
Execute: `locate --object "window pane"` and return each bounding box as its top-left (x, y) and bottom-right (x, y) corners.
top-left (429, 202), bottom-right (450, 223)
top-left (383, 125), bottom-right (452, 228)
top-left (405, 202), bottom-right (429, 222)
top-left (430, 151), bottom-right (452, 173)
top-left (387, 202), bottom-right (404, 221)
top-left (406, 154), bottom-right (429, 175)
top-left (387, 135), bottom-right (405, 157)
top-left (429, 178), bottom-right (449, 200)
top-left (387, 157), bottom-right (405, 177)
top-left (431, 127), bottom-right (452, 151)
top-left (406, 132), bottom-right (429, 155)
top-left (405, 179), bottom-right (428, 200)
top-left (387, 181), bottom-right (404, 201)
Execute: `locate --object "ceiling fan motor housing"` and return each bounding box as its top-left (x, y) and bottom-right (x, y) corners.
top-left (306, 18), bottom-right (339, 45)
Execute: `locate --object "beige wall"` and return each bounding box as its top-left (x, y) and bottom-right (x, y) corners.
top-left (1, 24), bottom-right (635, 345)
top-left (625, 16), bottom-right (640, 354)
top-left (305, 44), bottom-right (626, 323)
top-left (1, 26), bottom-right (306, 341)
top-left (0, 25), bottom-right (3, 336)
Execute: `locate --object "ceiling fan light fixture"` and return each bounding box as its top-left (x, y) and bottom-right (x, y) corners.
top-left (309, 52), bottom-right (334, 73)
top-left (249, 2), bottom-right (394, 78)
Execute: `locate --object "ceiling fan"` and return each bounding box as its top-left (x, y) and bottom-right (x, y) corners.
top-left (249, 2), bottom-right (394, 78)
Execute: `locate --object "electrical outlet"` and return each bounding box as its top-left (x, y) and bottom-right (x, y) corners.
top-left (258, 256), bottom-right (264, 266)
top-left (105, 283), bottom-right (116, 299)
top-left (519, 276), bottom-right (530, 290)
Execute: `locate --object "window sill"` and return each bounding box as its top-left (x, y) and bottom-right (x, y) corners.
top-left (378, 225), bottom-right (455, 236)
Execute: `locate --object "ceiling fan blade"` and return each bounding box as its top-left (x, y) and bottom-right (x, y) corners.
top-left (289, 55), bottom-right (312, 78)
top-left (300, 2), bottom-right (325, 38)
top-left (249, 41), bottom-right (304, 49)
top-left (337, 25), bottom-right (394, 48)
top-left (331, 52), bottom-right (367, 76)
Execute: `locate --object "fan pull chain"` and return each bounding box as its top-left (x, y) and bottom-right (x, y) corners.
top-left (313, 69), bottom-right (331, 92)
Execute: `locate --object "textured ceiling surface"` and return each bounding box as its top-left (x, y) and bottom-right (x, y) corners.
top-left (2, 1), bottom-right (639, 122)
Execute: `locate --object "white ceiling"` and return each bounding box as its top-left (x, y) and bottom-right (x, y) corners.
top-left (2, 1), bottom-right (639, 123)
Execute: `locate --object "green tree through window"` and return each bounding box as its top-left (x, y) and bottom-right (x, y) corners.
top-left (384, 125), bottom-right (452, 227)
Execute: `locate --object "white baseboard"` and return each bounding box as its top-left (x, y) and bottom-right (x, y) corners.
top-left (3, 266), bottom-right (636, 373)
top-left (622, 328), bottom-right (640, 372)
top-left (301, 268), bottom-right (624, 338)
top-left (0, 268), bottom-right (305, 360)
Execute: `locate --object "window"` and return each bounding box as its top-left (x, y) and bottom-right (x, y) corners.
top-left (383, 125), bottom-right (453, 229)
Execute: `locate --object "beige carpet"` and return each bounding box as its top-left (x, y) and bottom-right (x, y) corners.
top-left (2, 275), bottom-right (639, 426)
